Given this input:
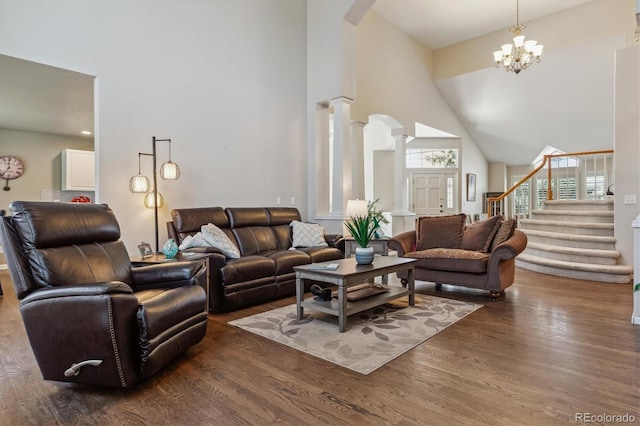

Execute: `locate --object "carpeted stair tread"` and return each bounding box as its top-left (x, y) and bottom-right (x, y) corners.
top-left (543, 199), bottom-right (614, 210)
top-left (520, 219), bottom-right (613, 229)
top-left (532, 210), bottom-right (614, 217)
top-left (515, 259), bottom-right (632, 284)
top-left (516, 199), bottom-right (628, 283)
top-left (520, 229), bottom-right (616, 243)
top-left (517, 253), bottom-right (632, 274)
top-left (525, 242), bottom-right (620, 258)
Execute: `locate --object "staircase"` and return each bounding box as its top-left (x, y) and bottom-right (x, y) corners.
top-left (516, 199), bottom-right (633, 283)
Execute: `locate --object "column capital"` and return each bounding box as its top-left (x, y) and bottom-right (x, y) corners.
top-left (330, 96), bottom-right (354, 106)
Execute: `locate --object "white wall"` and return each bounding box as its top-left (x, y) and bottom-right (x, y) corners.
top-left (488, 163), bottom-right (508, 193)
top-left (614, 46), bottom-right (640, 266)
top-left (0, 1), bottom-right (307, 254)
top-left (0, 129), bottom-right (94, 211)
top-left (353, 11), bottom-right (488, 218)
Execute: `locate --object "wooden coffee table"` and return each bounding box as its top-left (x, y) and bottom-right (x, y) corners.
top-left (294, 256), bottom-right (416, 332)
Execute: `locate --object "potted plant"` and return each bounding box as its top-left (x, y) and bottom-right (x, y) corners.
top-left (367, 198), bottom-right (389, 239)
top-left (344, 213), bottom-right (378, 265)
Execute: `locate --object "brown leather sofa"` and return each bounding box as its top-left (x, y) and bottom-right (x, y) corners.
top-left (167, 207), bottom-right (344, 312)
top-left (389, 215), bottom-right (528, 299)
top-left (0, 201), bottom-right (208, 388)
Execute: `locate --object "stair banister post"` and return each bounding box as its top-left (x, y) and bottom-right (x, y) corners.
top-left (546, 155), bottom-right (553, 200)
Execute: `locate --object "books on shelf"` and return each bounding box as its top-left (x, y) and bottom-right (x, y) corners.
top-left (332, 283), bottom-right (390, 301)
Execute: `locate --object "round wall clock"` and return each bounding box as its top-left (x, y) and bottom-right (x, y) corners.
top-left (0, 155), bottom-right (25, 191)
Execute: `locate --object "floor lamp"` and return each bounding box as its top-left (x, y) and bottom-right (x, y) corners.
top-left (129, 136), bottom-right (180, 253)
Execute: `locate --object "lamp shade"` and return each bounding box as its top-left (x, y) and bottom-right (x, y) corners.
top-left (129, 174), bottom-right (150, 193)
top-left (345, 199), bottom-right (368, 218)
top-left (160, 161), bottom-right (180, 180)
top-left (144, 191), bottom-right (164, 208)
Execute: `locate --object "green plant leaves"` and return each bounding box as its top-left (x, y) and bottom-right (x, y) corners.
top-left (344, 214), bottom-right (377, 247)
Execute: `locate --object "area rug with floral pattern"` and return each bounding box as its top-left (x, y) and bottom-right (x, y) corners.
top-left (228, 295), bottom-right (482, 375)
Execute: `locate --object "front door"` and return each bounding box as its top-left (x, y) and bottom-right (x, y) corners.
top-left (412, 173), bottom-right (457, 216)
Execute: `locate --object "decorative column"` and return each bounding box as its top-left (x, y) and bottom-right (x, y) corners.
top-left (350, 121), bottom-right (366, 200)
top-left (330, 96), bottom-right (354, 216)
top-left (314, 103), bottom-right (331, 216)
top-left (391, 133), bottom-right (415, 235)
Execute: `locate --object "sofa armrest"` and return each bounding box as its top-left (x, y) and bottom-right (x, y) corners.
top-left (325, 233), bottom-right (345, 252)
top-left (489, 229), bottom-right (528, 261)
top-left (131, 261), bottom-right (205, 291)
top-left (388, 230), bottom-right (416, 257)
top-left (166, 220), bottom-right (180, 243)
top-left (181, 246), bottom-right (226, 256)
top-left (203, 252), bottom-right (229, 312)
top-left (21, 281), bottom-right (133, 305)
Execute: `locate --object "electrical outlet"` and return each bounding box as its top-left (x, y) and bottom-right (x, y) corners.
top-left (623, 195), bottom-right (637, 205)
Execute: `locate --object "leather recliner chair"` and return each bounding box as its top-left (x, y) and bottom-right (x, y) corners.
top-left (0, 201), bottom-right (208, 388)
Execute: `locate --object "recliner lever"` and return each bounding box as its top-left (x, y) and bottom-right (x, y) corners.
top-left (64, 359), bottom-right (103, 377)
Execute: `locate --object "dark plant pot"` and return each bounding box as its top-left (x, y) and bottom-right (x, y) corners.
top-left (355, 246), bottom-right (375, 265)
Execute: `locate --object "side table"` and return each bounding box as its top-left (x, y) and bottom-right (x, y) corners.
top-left (343, 237), bottom-right (390, 283)
top-left (343, 237), bottom-right (389, 258)
top-left (131, 252), bottom-right (212, 313)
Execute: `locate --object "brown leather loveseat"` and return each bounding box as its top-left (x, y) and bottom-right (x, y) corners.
top-left (389, 214), bottom-right (527, 299)
top-left (167, 207), bottom-right (344, 312)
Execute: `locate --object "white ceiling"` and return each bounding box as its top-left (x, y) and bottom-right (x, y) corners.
top-left (0, 0), bottom-right (607, 166)
top-left (0, 55), bottom-right (94, 138)
top-left (371, 0), bottom-right (593, 49)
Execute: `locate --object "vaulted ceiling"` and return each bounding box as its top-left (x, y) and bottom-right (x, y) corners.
top-left (371, 0), bottom-right (629, 166)
top-left (372, 0), bottom-right (592, 49)
top-left (0, 0), bottom-right (628, 166)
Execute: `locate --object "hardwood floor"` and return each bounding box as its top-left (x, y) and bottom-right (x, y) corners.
top-left (0, 268), bottom-right (638, 425)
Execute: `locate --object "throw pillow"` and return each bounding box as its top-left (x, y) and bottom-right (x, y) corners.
top-left (178, 233), bottom-right (207, 250)
top-left (290, 220), bottom-right (328, 248)
top-left (416, 213), bottom-right (466, 251)
top-left (489, 218), bottom-right (517, 252)
top-left (462, 214), bottom-right (503, 252)
top-left (201, 223), bottom-right (241, 259)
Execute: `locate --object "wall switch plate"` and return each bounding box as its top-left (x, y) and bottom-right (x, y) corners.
top-left (623, 195), bottom-right (637, 205)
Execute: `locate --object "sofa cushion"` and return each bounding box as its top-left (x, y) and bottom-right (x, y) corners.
top-left (406, 248), bottom-right (490, 273)
top-left (462, 215), bottom-right (503, 252)
top-left (298, 246), bottom-right (344, 263)
top-left (220, 255), bottom-right (275, 285)
top-left (262, 250), bottom-right (311, 275)
top-left (489, 218), bottom-right (517, 252)
top-left (416, 214), bottom-right (466, 251)
top-left (267, 207), bottom-right (301, 225)
top-left (172, 207), bottom-right (229, 235)
top-left (290, 220), bottom-right (328, 248)
top-left (232, 227), bottom-right (279, 256)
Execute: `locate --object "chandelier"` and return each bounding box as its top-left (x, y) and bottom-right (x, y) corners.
top-left (493, 0), bottom-right (543, 74)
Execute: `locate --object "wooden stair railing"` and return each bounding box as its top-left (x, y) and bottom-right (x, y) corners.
top-left (487, 149), bottom-right (614, 218)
